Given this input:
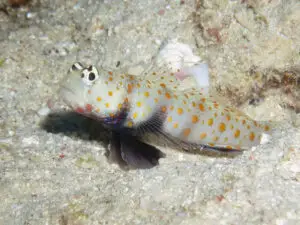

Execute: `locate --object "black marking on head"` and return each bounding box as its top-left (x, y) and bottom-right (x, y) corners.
top-left (71, 62), bottom-right (83, 71)
top-left (88, 65), bottom-right (93, 71)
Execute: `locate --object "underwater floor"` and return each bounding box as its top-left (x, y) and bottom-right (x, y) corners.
top-left (1, 0), bottom-right (300, 224)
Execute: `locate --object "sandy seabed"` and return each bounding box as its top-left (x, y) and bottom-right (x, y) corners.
top-left (1, 0), bottom-right (300, 224)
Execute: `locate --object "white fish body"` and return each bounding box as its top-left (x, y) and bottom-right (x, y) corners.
top-left (59, 62), bottom-right (272, 152)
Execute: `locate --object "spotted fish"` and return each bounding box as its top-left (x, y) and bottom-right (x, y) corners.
top-left (59, 62), bottom-right (272, 155)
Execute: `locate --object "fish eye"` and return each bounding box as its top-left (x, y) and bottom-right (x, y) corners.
top-left (81, 65), bottom-right (99, 86)
top-left (88, 72), bottom-right (96, 81)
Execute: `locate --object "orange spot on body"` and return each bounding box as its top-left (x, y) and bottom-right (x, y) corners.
top-left (127, 121), bottom-right (133, 127)
top-left (249, 132), bottom-right (255, 141)
top-left (127, 84), bottom-right (133, 93)
top-left (167, 116), bottom-right (172, 122)
top-left (226, 114), bottom-right (231, 121)
top-left (97, 97), bottom-right (102, 102)
top-left (208, 143), bottom-right (215, 147)
top-left (192, 115), bottom-right (199, 123)
top-left (96, 108), bottom-right (100, 113)
top-left (170, 105), bottom-right (174, 111)
top-left (108, 77), bottom-right (113, 82)
top-left (144, 92), bottom-right (149, 97)
top-left (154, 98), bottom-right (158, 103)
top-left (200, 133), bottom-right (207, 139)
top-left (199, 103), bottom-right (205, 112)
top-left (207, 118), bottom-right (214, 126)
top-left (219, 123), bottom-right (226, 132)
top-left (234, 129), bottom-right (241, 138)
top-left (88, 90), bottom-right (91, 94)
top-left (226, 145), bottom-right (233, 149)
top-left (213, 136), bottom-right (219, 141)
top-left (177, 108), bottom-right (184, 115)
top-left (105, 103), bottom-right (110, 108)
top-left (160, 83), bottom-right (166, 88)
top-left (76, 107), bottom-right (84, 114)
top-left (85, 104), bottom-right (93, 112)
top-left (157, 89), bottom-right (162, 95)
top-left (214, 103), bottom-right (219, 109)
top-left (161, 106), bottom-right (167, 112)
top-left (201, 98), bottom-right (206, 103)
top-left (264, 125), bottom-right (270, 131)
top-left (133, 112), bottom-right (138, 119)
top-left (136, 101), bottom-right (142, 107)
top-left (108, 71), bottom-right (113, 75)
top-left (173, 123), bottom-right (178, 128)
top-left (118, 103), bottom-right (122, 109)
top-left (165, 92), bottom-right (171, 99)
top-left (192, 101), bottom-right (196, 107)
top-left (108, 91), bottom-right (113, 96)
top-left (183, 128), bottom-right (191, 137)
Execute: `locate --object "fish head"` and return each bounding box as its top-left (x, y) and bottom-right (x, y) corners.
top-left (59, 62), bottom-right (124, 119)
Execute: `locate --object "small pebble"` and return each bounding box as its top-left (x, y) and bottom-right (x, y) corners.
top-left (155, 39), bottom-right (162, 45)
top-left (26, 12), bottom-right (37, 19)
top-left (22, 136), bottom-right (39, 146)
top-left (37, 106), bottom-right (50, 116)
top-left (158, 9), bottom-right (165, 15)
top-left (47, 99), bottom-right (54, 109)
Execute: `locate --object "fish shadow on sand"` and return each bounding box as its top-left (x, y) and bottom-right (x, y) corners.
top-left (41, 112), bottom-right (241, 170)
top-left (40, 111), bottom-right (166, 170)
